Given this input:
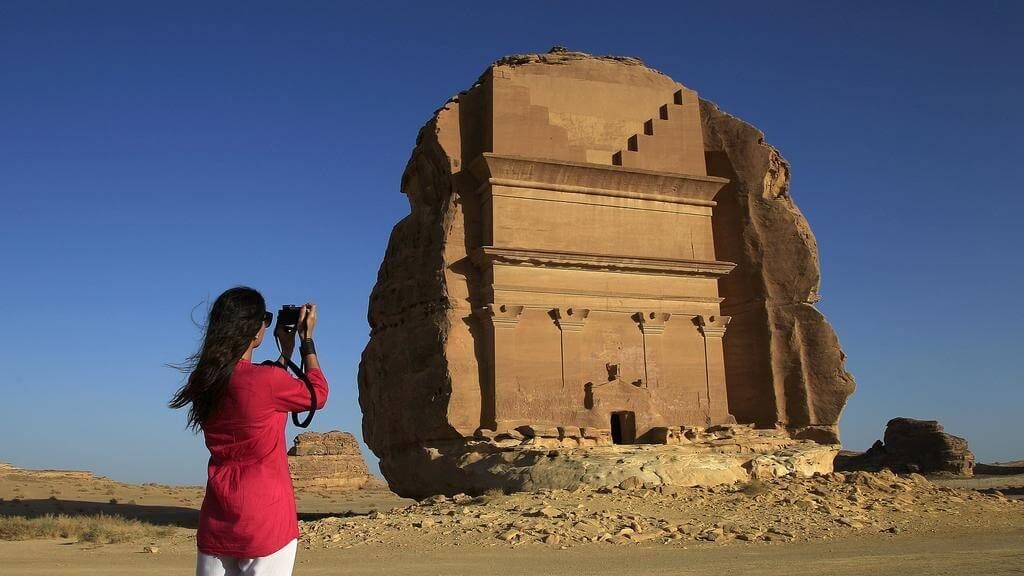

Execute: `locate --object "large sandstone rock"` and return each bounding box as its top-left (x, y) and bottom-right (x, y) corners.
top-left (358, 49), bottom-right (854, 498)
top-left (835, 417), bottom-right (975, 476)
top-left (287, 431), bottom-right (377, 490)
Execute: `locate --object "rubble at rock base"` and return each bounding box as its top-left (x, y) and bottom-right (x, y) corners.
top-left (300, 470), bottom-right (1022, 550)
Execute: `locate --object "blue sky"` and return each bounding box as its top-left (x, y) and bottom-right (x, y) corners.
top-left (1, 2), bottom-right (1021, 485)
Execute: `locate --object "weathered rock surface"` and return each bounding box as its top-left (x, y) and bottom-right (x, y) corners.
top-left (358, 48), bottom-right (855, 497)
top-left (287, 431), bottom-right (377, 490)
top-left (835, 418), bottom-right (975, 476)
top-left (701, 100), bottom-right (856, 443)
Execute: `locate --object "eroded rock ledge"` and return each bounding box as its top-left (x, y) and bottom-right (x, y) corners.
top-left (382, 425), bottom-right (836, 499)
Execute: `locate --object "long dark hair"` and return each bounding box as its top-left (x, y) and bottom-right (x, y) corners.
top-left (170, 286), bottom-right (267, 431)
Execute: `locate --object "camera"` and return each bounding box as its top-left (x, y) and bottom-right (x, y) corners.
top-left (277, 304), bottom-right (307, 334)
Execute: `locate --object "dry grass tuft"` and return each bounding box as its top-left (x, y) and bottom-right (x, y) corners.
top-left (0, 514), bottom-right (175, 543)
top-left (740, 479), bottom-right (771, 497)
top-left (475, 488), bottom-right (507, 505)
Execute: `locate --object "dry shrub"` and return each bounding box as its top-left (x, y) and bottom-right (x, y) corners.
top-left (475, 488), bottom-right (507, 505)
top-left (741, 479), bottom-right (771, 497)
top-left (0, 514), bottom-right (174, 543)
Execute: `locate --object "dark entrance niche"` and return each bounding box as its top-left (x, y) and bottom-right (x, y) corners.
top-left (610, 411), bottom-right (636, 444)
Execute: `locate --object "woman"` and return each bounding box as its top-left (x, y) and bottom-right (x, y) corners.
top-left (170, 286), bottom-right (329, 576)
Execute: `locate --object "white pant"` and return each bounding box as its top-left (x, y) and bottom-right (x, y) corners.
top-left (196, 539), bottom-right (297, 576)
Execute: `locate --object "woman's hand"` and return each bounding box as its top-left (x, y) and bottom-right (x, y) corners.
top-left (274, 316), bottom-right (296, 360)
top-left (299, 303), bottom-right (317, 340)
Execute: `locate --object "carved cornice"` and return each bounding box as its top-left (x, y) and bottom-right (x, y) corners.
top-left (634, 311), bottom-right (672, 335)
top-left (491, 284), bottom-right (724, 305)
top-left (550, 307), bottom-right (590, 332)
top-left (473, 246), bottom-right (736, 279)
top-left (469, 153), bottom-right (729, 206)
top-left (696, 314), bottom-right (731, 338)
top-left (474, 303), bottom-right (525, 329)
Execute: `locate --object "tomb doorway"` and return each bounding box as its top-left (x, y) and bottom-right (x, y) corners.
top-left (611, 411), bottom-right (636, 444)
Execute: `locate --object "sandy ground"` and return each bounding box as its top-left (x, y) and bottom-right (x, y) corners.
top-left (934, 473), bottom-right (1024, 494)
top-left (1, 463), bottom-right (1022, 576)
top-left (2, 528), bottom-right (1023, 576)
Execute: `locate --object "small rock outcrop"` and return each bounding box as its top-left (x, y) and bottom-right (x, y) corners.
top-left (287, 431), bottom-right (377, 490)
top-left (835, 418), bottom-right (975, 476)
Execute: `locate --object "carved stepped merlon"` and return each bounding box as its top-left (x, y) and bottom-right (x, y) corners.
top-left (612, 88), bottom-right (706, 175)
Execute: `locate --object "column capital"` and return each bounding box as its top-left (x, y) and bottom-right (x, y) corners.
top-left (550, 307), bottom-right (590, 332)
top-left (475, 303), bottom-right (525, 329)
top-left (697, 314), bottom-right (731, 338)
top-left (634, 311), bottom-right (672, 335)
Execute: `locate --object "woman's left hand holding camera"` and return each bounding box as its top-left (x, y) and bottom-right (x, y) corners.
top-left (274, 316), bottom-right (296, 367)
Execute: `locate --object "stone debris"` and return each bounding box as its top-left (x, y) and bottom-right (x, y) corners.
top-left (299, 471), bottom-right (1020, 550)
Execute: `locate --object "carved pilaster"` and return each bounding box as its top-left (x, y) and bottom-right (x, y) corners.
top-left (635, 311), bottom-right (671, 335)
top-left (696, 314), bottom-right (730, 338)
top-left (474, 304), bottom-right (524, 431)
top-left (550, 308), bottom-right (589, 390)
top-left (696, 314), bottom-right (731, 423)
top-left (551, 307), bottom-right (590, 332)
top-left (633, 311), bottom-right (671, 389)
top-left (481, 303), bottom-right (525, 329)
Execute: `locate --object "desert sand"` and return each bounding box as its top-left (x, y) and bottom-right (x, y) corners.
top-left (1, 462), bottom-right (1022, 575)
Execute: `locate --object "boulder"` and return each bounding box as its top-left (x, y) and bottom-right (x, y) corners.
top-left (835, 418), bottom-right (975, 476)
top-left (287, 431), bottom-right (378, 490)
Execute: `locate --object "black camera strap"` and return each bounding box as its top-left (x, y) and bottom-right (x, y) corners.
top-left (272, 333), bottom-right (318, 428)
top-left (284, 356), bottom-right (317, 428)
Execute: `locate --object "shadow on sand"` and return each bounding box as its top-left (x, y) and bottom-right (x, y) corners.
top-left (0, 499), bottom-right (200, 528)
top-left (0, 498), bottom-right (377, 528)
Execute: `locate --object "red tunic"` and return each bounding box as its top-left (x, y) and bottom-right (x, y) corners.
top-left (197, 359), bottom-right (329, 558)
